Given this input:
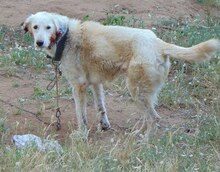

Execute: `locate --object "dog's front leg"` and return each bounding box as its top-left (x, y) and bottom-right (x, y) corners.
top-left (73, 84), bottom-right (88, 132)
top-left (92, 84), bottom-right (111, 130)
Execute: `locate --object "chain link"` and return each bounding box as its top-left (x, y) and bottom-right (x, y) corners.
top-left (46, 60), bottom-right (62, 130)
top-left (0, 98), bottom-right (52, 126)
top-left (54, 62), bottom-right (62, 130)
top-left (56, 107), bottom-right (61, 130)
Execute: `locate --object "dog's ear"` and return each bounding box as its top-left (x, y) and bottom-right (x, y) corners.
top-left (53, 14), bottom-right (68, 38)
top-left (21, 14), bottom-right (33, 34)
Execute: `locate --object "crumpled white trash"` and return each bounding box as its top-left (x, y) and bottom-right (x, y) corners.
top-left (12, 134), bottom-right (63, 154)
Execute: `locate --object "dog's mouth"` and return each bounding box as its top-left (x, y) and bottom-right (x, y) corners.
top-left (48, 37), bottom-right (57, 49)
top-left (48, 44), bottom-right (52, 49)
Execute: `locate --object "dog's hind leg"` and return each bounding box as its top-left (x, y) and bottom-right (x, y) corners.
top-left (92, 83), bottom-right (111, 131)
top-left (127, 64), bottom-right (162, 141)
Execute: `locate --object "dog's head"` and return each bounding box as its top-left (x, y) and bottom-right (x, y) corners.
top-left (21, 11), bottom-right (68, 49)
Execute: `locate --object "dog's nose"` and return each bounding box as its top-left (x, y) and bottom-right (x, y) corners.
top-left (36, 41), bottom-right (44, 47)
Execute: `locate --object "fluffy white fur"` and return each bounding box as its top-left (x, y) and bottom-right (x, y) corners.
top-left (22, 11), bottom-right (220, 139)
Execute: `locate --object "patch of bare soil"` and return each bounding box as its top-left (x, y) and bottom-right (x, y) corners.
top-left (0, 0), bottom-right (216, 144)
top-left (0, 68), bottom-right (197, 144)
top-left (0, 0), bottom-right (213, 28)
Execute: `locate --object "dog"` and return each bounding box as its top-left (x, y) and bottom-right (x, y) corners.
top-left (22, 11), bottom-right (220, 139)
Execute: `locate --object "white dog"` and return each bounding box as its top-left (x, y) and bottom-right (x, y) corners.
top-left (22, 11), bottom-right (220, 139)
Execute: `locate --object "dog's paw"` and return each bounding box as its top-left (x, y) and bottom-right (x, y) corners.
top-left (98, 118), bottom-right (111, 131)
top-left (97, 120), bottom-right (111, 131)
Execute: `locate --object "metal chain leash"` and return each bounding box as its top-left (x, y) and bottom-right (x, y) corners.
top-left (47, 60), bottom-right (62, 130)
top-left (0, 61), bottom-right (62, 130)
top-left (0, 98), bottom-right (52, 126)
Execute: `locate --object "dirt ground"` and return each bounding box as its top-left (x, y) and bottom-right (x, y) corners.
top-left (0, 0), bottom-right (216, 144)
top-left (0, 0), bottom-right (214, 27)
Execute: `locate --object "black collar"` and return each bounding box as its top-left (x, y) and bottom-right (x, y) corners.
top-left (47, 28), bottom-right (69, 61)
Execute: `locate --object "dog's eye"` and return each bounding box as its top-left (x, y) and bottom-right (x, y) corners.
top-left (33, 25), bottom-right (38, 29)
top-left (46, 26), bottom-right (51, 30)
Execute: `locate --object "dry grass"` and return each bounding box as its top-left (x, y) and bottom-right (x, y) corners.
top-left (0, 13), bottom-right (220, 171)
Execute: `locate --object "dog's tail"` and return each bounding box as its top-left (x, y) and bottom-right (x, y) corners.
top-left (161, 39), bottom-right (220, 62)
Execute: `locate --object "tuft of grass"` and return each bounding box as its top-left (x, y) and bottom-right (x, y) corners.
top-left (0, 26), bottom-right (48, 71)
top-left (0, 109), bottom-right (7, 134)
top-left (82, 15), bottom-right (90, 21)
top-left (102, 14), bottom-right (145, 28)
top-left (102, 15), bottom-right (126, 26)
top-left (7, 48), bottom-right (46, 70)
top-left (32, 84), bottom-right (55, 101)
top-left (32, 82), bottom-right (73, 101)
top-left (0, 26), bottom-right (33, 51)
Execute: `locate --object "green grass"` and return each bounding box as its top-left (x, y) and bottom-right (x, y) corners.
top-left (103, 15), bottom-right (126, 26)
top-left (0, 14), bottom-right (220, 171)
top-left (0, 109), bottom-right (7, 134)
top-left (152, 16), bottom-right (220, 112)
top-left (1, 114), bottom-right (219, 171)
top-left (0, 26), bottom-right (47, 71)
top-left (1, 48), bottom-right (46, 70)
top-left (102, 14), bottom-right (145, 28)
